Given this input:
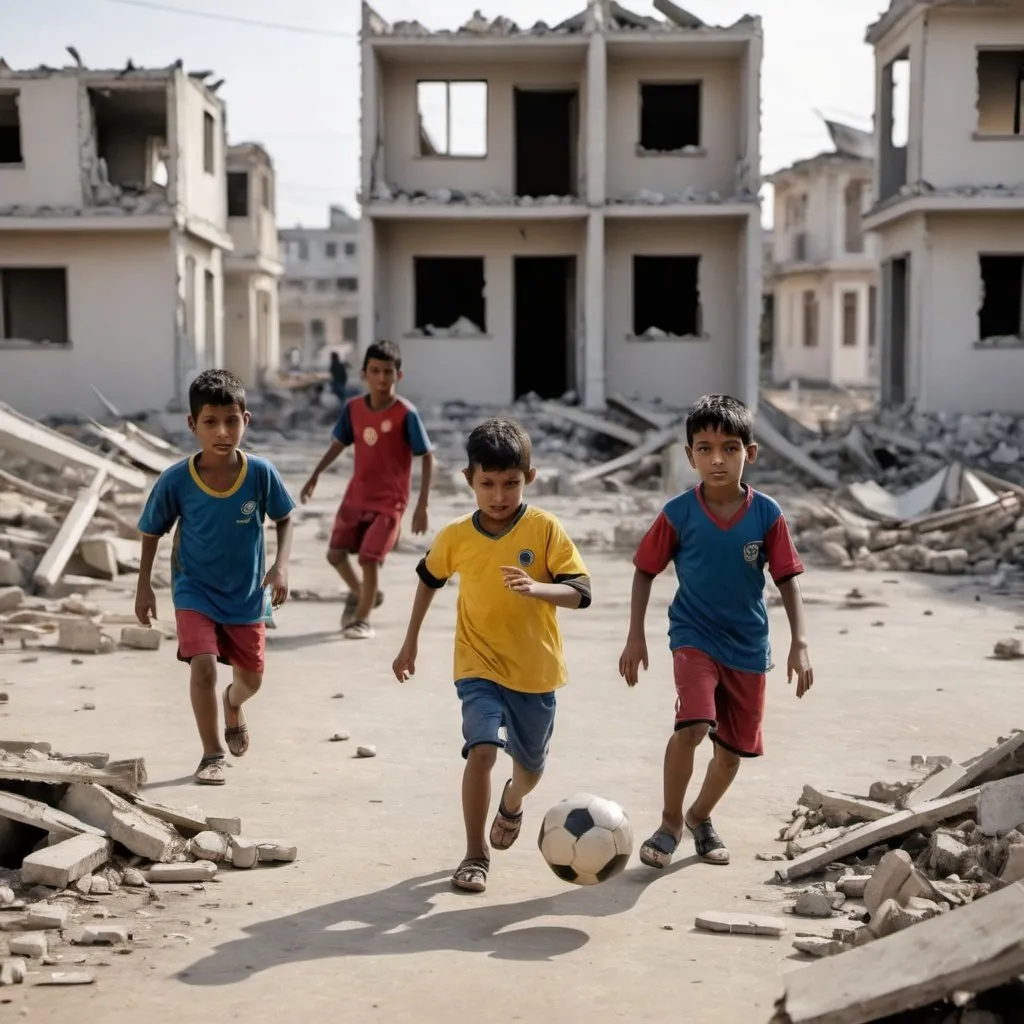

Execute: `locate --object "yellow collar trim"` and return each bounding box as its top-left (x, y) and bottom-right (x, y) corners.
top-left (188, 450), bottom-right (248, 498)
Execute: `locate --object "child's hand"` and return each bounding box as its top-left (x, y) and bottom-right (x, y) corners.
top-left (411, 502), bottom-right (429, 535)
top-left (618, 636), bottom-right (649, 687)
top-left (500, 565), bottom-right (538, 596)
top-left (263, 564), bottom-right (289, 607)
top-left (788, 643), bottom-right (814, 698)
top-left (135, 583), bottom-right (157, 626)
top-left (300, 475), bottom-right (318, 504)
top-left (393, 641), bottom-right (417, 682)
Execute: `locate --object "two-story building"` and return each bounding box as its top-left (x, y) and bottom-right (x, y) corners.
top-left (358, 0), bottom-right (763, 409)
top-left (224, 142), bottom-right (283, 388)
top-left (0, 61), bottom-right (231, 418)
top-left (865, 0), bottom-right (1024, 413)
top-left (278, 205), bottom-right (361, 369)
top-left (767, 119), bottom-right (878, 388)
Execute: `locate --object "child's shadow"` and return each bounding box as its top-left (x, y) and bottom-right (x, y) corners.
top-left (181, 858), bottom-right (696, 984)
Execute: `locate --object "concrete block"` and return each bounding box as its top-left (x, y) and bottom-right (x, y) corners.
top-left (0, 551), bottom-right (24, 586)
top-left (21, 834), bottom-right (112, 889)
top-left (144, 860), bottom-right (216, 883)
top-left (793, 890), bottom-right (834, 918)
top-left (977, 775), bottom-right (1024, 836)
top-left (88, 876), bottom-right (110, 895)
top-left (999, 843), bottom-right (1024, 883)
top-left (837, 874), bottom-right (871, 899)
top-left (868, 898), bottom-right (920, 938)
top-left (864, 849), bottom-right (913, 913)
top-left (0, 586), bottom-right (24, 612)
top-left (189, 831), bottom-right (229, 863)
top-left (74, 925), bottom-right (131, 946)
top-left (9, 932), bottom-right (48, 959)
top-left (38, 971), bottom-right (94, 986)
top-left (897, 867), bottom-right (943, 906)
top-left (25, 904), bottom-right (69, 930)
top-left (120, 626), bottom-right (161, 650)
top-left (206, 816), bottom-right (241, 836)
top-left (793, 937), bottom-right (850, 958)
top-left (57, 619), bottom-right (105, 654)
top-left (256, 841), bottom-right (297, 863)
top-left (694, 911), bottom-right (785, 937)
top-left (0, 958), bottom-right (27, 986)
top-left (228, 836), bottom-right (258, 869)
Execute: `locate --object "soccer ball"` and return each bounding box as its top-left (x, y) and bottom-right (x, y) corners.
top-left (537, 793), bottom-right (634, 886)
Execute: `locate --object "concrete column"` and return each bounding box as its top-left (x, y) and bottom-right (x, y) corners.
top-left (360, 46), bottom-right (378, 199)
top-left (583, 211), bottom-right (605, 408)
top-left (737, 212), bottom-right (762, 410)
top-left (357, 215), bottom-right (376, 359)
top-left (585, 32), bottom-right (607, 206)
top-left (739, 28), bottom-right (763, 197)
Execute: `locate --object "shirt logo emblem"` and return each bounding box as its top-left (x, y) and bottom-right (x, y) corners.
top-left (381, 419), bottom-right (393, 433)
top-left (743, 541), bottom-right (762, 564)
top-left (240, 500), bottom-right (257, 516)
top-left (362, 426), bottom-right (378, 446)
top-left (518, 549), bottom-right (535, 567)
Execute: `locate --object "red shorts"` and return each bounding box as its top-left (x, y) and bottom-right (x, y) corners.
top-left (672, 646), bottom-right (766, 757)
top-left (175, 610), bottom-right (265, 674)
top-left (329, 502), bottom-right (401, 564)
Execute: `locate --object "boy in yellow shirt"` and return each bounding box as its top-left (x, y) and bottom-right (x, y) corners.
top-left (392, 418), bottom-right (591, 893)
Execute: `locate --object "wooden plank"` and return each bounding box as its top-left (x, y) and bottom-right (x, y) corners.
top-left (570, 428), bottom-right (682, 484)
top-left (0, 403), bottom-right (147, 490)
top-left (902, 730), bottom-right (1024, 807)
top-left (539, 403), bottom-right (644, 447)
top-left (33, 466), bottom-right (108, 593)
top-left (21, 834), bottom-right (112, 888)
top-left (0, 791), bottom-right (107, 841)
top-left (754, 415), bottom-right (840, 489)
top-left (771, 883), bottom-right (1024, 1024)
top-left (606, 393), bottom-right (676, 431)
top-left (776, 789), bottom-right (979, 882)
top-left (87, 422), bottom-right (175, 475)
top-left (0, 753), bottom-right (139, 797)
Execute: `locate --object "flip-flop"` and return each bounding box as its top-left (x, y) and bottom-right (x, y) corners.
top-left (451, 857), bottom-right (489, 893)
top-left (489, 779), bottom-right (523, 851)
top-left (222, 684), bottom-right (249, 757)
top-left (639, 827), bottom-right (680, 869)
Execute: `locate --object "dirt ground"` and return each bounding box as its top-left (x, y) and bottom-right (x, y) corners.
top-left (4, 451), bottom-right (1024, 1023)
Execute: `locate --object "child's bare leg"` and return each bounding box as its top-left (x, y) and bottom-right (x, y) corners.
top-left (639, 724), bottom-right (706, 868)
top-left (189, 655), bottom-right (222, 758)
top-left (223, 668), bottom-right (261, 757)
top-left (503, 760), bottom-right (541, 814)
top-left (354, 560), bottom-right (379, 622)
top-left (462, 744), bottom-right (496, 861)
top-left (489, 759), bottom-right (541, 851)
top-left (682, 743), bottom-right (739, 865)
top-left (327, 548), bottom-right (361, 596)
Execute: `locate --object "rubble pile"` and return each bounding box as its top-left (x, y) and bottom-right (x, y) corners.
top-left (0, 742), bottom-right (296, 989)
top-left (765, 731), bottom-right (1024, 1022)
top-left (369, 181), bottom-right (580, 206)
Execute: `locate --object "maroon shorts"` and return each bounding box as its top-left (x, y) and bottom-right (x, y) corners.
top-left (672, 646), bottom-right (766, 757)
top-left (329, 503), bottom-right (401, 564)
top-left (175, 610), bottom-right (265, 674)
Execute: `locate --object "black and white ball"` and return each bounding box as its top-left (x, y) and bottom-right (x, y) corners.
top-left (537, 793), bottom-right (633, 886)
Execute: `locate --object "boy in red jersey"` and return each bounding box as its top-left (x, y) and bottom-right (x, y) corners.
top-left (301, 340), bottom-right (434, 639)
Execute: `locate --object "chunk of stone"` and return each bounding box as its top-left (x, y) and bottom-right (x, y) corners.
top-left (9, 932), bottom-right (48, 959)
top-left (0, 885), bottom-right (15, 907)
top-left (57, 619), bottom-right (105, 654)
top-left (121, 868), bottom-right (147, 888)
top-left (864, 849), bottom-right (913, 913)
top-left (897, 867), bottom-right (943, 905)
top-left (144, 861), bottom-right (217, 883)
top-left (0, 958), bottom-right (27, 986)
top-left (694, 911), bottom-right (785, 937)
top-left (74, 924), bottom-right (131, 946)
top-left (21, 834), bottom-right (112, 889)
top-left (793, 890), bottom-right (834, 918)
top-left (993, 637), bottom-right (1023, 660)
top-left (205, 816), bottom-right (241, 836)
top-left (999, 843), bottom-right (1024, 883)
top-left (793, 936), bottom-right (850, 958)
top-left (0, 586), bottom-right (24, 612)
top-left (25, 904), bottom-right (69, 930)
top-left (88, 876), bottom-right (110, 895)
top-left (256, 842), bottom-right (297, 863)
top-left (837, 874), bottom-right (871, 899)
top-left (356, 745), bottom-right (376, 758)
top-left (977, 774), bottom-right (1024, 836)
top-left (38, 971), bottom-right (94, 986)
top-left (926, 832), bottom-right (968, 878)
top-left (189, 831), bottom-right (230, 863)
top-left (120, 626), bottom-right (161, 650)
top-left (228, 836), bottom-right (258, 869)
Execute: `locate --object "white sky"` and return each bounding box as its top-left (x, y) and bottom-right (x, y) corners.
top-left (4, 0), bottom-right (888, 228)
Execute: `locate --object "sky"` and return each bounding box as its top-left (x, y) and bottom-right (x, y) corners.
top-left (4, 0), bottom-right (890, 228)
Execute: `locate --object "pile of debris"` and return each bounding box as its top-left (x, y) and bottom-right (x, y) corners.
top-left (0, 741), bottom-right (296, 988)
top-left (765, 731), bottom-right (1024, 1022)
top-left (608, 188), bottom-right (756, 205)
top-left (369, 181), bottom-right (580, 207)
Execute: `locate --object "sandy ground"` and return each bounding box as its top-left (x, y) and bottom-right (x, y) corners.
top-left (3, 455), bottom-right (1024, 1023)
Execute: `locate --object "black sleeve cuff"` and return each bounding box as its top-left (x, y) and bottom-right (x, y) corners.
top-left (555, 573), bottom-right (591, 609)
top-left (416, 557), bottom-right (447, 589)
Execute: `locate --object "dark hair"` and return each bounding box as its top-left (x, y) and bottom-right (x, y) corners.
top-left (363, 339), bottom-right (402, 371)
top-left (466, 418), bottom-right (532, 474)
top-left (685, 394), bottom-right (754, 446)
top-left (189, 369), bottom-right (246, 420)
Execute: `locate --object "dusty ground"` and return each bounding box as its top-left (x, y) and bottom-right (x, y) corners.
top-left (3, 449), bottom-right (1024, 1022)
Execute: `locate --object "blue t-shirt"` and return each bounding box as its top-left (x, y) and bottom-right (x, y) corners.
top-left (634, 485), bottom-right (804, 673)
top-left (137, 451), bottom-right (296, 625)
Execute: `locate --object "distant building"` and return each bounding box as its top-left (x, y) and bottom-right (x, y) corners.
top-left (278, 206), bottom-right (360, 369)
top-left (767, 120), bottom-right (878, 388)
top-left (224, 143), bottom-right (283, 388)
top-left (0, 61), bottom-right (230, 417)
top-left (865, 0), bottom-right (1024, 413)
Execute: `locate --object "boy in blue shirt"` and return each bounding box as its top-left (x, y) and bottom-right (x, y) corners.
top-left (135, 369), bottom-right (296, 785)
top-left (619, 394), bottom-right (814, 868)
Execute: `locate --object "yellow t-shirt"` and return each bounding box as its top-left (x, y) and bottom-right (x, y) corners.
top-left (418, 504), bottom-right (590, 694)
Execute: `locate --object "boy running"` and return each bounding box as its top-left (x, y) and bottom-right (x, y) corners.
top-left (135, 369), bottom-right (296, 786)
top-left (301, 340), bottom-right (434, 640)
top-left (392, 419), bottom-right (591, 893)
top-left (618, 394), bottom-right (814, 868)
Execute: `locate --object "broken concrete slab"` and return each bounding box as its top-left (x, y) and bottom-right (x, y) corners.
top-left (0, 752), bottom-right (140, 796)
top-left (864, 850), bottom-right (913, 914)
top-left (0, 790), bottom-right (107, 842)
top-left (837, 874), bottom-right (871, 899)
top-left (206, 815), bottom-right (241, 836)
top-left (1000, 844), bottom-right (1024, 883)
top-left (799, 786), bottom-right (893, 824)
top-left (56, 618), bottom-right (109, 654)
top-left (144, 860), bottom-right (216, 883)
top-left (897, 867), bottom-right (944, 906)
top-left (539, 402), bottom-right (643, 448)
top-left (977, 774), bottom-right (1024, 837)
top-left (9, 932), bottom-right (47, 958)
top-left (926, 832), bottom-right (969, 877)
top-left (786, 825), bottom-right (851, 857)
top-left (131, 796), bottom-right (206, 835)
top-left (73, 924), bottom-right (131, 946)
top-left (228, 835), bottom-right (258, 869)
top-left (694, 911), bottom-right (785, 937)
top-left (24, 904), bottom-right (69, 930)
top-left (902, 731), bottom-right (1024, 806)
top-left (20, 833), bottom-right (112, 888)
top-left (570, 428), bottom-right (683, 485)
top-left (793, 936), bottom-right (850, 958)
top-left (189, 831), bottom-right (229, 862)
top-left (38, 971), bottom-right (94, 986)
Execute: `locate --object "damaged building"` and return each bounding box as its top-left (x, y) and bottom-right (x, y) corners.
top-left (0, 60), bottom-right (232, 418)
top-left (768, 118), bottom-right (878, 388)
top-left (357, 0), bottom-right (763, 408)
top-left (865, 0), bottom-right (1024, 414)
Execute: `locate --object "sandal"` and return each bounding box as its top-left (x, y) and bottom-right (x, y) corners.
top-left (685, 815), bottom-right (730, 865)
top-left (222, 684), bottom-right (249, 757)
top-left (639, 827), bottom-right (681, 869)
top-left (195, 755), bottom-right (226, 786)
top-left (451, 857), bottom-right (489, 893)
top-left (341, 590), bottom-right (385, 629)
top-left (344, 619), bottom-right (375, 640)
top-left (489, 780), bottom-right (523, 851)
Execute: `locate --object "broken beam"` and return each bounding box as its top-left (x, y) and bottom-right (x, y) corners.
top-left (901, 730), bottom-right (1024, 807)
top-left (87, 422), bottom-right (175, 475)
top-left (0, 791), bottom-right (107, 841)
top-left (571, 428), bottom-right (682, 485)
top-left (0, 753), bottom-right (139, 797)
top-left (539, 403), bottom-right (644, 448)
top-left (754, 415), bottom-right (840, 489)
top-left (21, 834), bottom-right (112, 889)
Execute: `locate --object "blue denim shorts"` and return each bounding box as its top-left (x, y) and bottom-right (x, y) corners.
top-left (455, 677), bottom-right (557, 774)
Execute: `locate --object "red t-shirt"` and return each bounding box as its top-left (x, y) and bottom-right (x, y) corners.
top-left (331, 395), bottom-right (432, 513)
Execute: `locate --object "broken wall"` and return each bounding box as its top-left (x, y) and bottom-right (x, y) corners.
top-left (604, 217), bottom-right (741, 404)
top-left (0, 76), bottom-right (82, 208)
top-left (375, 218), bottom-right (586, 404)
top-left (606, 58), bottom-right (742, 200)
top-left (0, 231), bottom-right (176, 417)
top-left (174, 75), bottom-right (226, 234)
top-left (380, 58), bottom-right (587, 197)
top-left (919, 10), bottom-right (1024, 191)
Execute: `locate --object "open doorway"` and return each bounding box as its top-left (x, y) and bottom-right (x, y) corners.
top-left (514, 89), bottom-right (577, 197)
top-left (514, 256), bottom-right (575, 399)
top-left (882, 255), bottom-right (909, 404)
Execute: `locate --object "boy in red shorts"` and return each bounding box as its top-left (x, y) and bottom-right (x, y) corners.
top-left (618, 394), bottom-right (814, 868)
top-left (135, 370), bottom-right (295, 785)
top-left (301, 340), bottom-right (434, 640)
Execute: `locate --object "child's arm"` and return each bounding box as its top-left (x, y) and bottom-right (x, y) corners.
top-left (778, 578), bottom-right (813, 697)
top-left (392, 581), bottom-right (437, 681)
top-left (135, 471), bottom-right (178, 626)
top-left (135, 534), bottom-right (160, 625)
top-left (300, 440), bottom-right (346, 503)
top-left (263, 516), bottom-right (294, 607)
top-left (411, 450), bottom-right (435, 535)
top-left (619, 569), bottom-right (654, 686)
top-left (502, 568), bottom-right (588, 609)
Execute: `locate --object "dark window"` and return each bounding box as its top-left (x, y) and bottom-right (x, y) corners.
top-left (310, 318), bottom-right (325, 340)
top-left (845, 182), bottom-right (864, 253)
top-left (1, 268), bottom-right (69, 345)
top-left (802, 290), bottom-right (818, 347)
top-left (639, 83), bottom-right (701, 152)
top-left (203, 111), bottom-right (215, 174)
top-left (977, 50), bottom-right (1024, 136)
top-left (842, 292), bottom-right (858, 347)
top-left (979, 255), bottom-right (1024, 339)
top-left (227, 172), bottom-right (248, 217)
top-left (413, 257), bottom-right (486, 332)
top-left (344, 242), bottom-right (356, 256)
top-left (0, 92), bottom-right (23, 165)
top-left (337, 277), bottom-right (357, 292)
top-left (343, 316), bottom-right (358, 342)
top-left (325, 242), bottom-right (337, 259)
top-left (632, 256), bottom-right (700, 337)
top-left (868, 284), bottom-right (877, 347)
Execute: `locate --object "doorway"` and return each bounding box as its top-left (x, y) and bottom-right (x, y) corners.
top-left (514, 256), bottom-right (576, 399)
top-left (514, 89), bottom-right (577, 197)
top-left (882, 255), bottom-right (909, 404)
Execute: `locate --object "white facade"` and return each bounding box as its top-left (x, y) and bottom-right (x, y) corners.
top-left (278, 206), bottom-right (360, 369)
top-left (864, 0), bottom-right (1024, 413)
top-left (768, 121), bottom-right (879, 388)
top-left (358, 0), bottom-right (763, 409)
top-left (0, 64), bottom-right (232, 417)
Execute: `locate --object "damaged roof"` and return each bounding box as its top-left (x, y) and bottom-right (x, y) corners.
top-left (766, 118), bottom-right (874, 183)
top-left (866, 0), bottom-right (1013, 45)
top-left (362, 0), bottom-right (758, 40)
